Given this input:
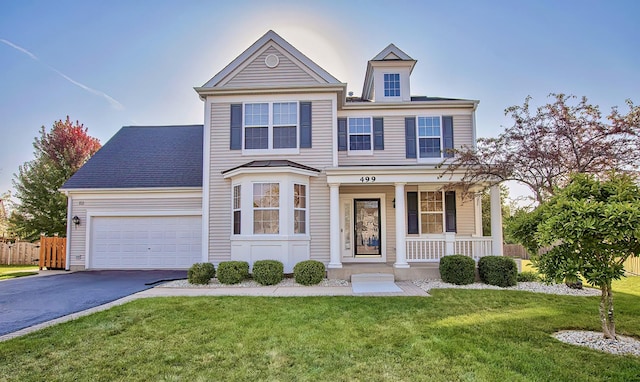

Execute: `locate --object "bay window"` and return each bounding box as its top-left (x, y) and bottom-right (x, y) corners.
top-left (253, 183), bottom-right (279, 234)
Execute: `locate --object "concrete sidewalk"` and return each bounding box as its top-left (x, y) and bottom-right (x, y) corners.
top-left (0, 280), bottom-right (428, 342)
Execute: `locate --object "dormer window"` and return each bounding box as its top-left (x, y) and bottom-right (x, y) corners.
top-left (383, 73), bottom-right (400, 97)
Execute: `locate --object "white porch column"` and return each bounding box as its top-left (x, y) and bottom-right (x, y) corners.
top-left (394, 182), bottom-right (409, 268)
top-left (328, 183), bottom-right (342, 268)
top-left (490, 184), bottom-right (504, 256)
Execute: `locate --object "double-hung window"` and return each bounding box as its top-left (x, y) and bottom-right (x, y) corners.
top-left (253, 183), bottom-right (279, 234)
top-left (293, 184), bottom-right (307, 234)
top-left (244, 102), bottom-right (298, 150)
top-left (384, 73), bottom-right (400, 97)
top-left (348, 117), bottom-right (372, 152)
top-left (420, 191), bottom-right (443, 234)
top-left (232, 185), bottom-right (241, 235)
top-left (417, 116), bottom-right (442, 158)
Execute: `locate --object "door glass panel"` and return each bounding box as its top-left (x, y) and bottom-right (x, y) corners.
top-left (354, 199), bottom-right (381, 256)
top-left (343, 202), bottom-right (351, 251)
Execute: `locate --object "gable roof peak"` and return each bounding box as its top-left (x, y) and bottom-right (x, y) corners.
top-left (200, 29), bottom-right (342, 89)
top-left (372, 43), bottom-right (414, 61)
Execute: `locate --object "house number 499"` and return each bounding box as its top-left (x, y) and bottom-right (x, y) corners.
top-left (360, 176), bottom-right (376, 183)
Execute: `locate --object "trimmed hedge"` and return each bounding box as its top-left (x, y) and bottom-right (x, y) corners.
top-left (252, 260), bottom-right (284, 286)
top-left (478, 256), bottom-right (518, 287)
top-left (187, 262), bottom-right (216, 285)
top-left (439, 254), bottom-right (476, 285)
top-left (217, 261), bottom-right (249, 284)
top-left (293, 260), bottom-right (325, 286)
top-left (517, 271), bottom-right (540, 282)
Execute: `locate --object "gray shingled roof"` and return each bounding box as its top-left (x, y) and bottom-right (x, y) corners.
top-left (62, 125), bottom-right (203, 189)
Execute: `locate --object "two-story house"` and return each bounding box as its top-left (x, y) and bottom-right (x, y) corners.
top-left (61, 30), bottom-right (503, 279)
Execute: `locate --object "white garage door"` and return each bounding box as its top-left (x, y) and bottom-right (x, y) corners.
top-left (91, 216), bottom-right (202, 269)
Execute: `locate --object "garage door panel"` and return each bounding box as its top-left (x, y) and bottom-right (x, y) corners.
top-left (91, 216), bottom-right (202, 269)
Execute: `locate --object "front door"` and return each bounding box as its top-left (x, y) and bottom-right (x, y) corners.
top-left (354, 199), bottom-right (381, 257)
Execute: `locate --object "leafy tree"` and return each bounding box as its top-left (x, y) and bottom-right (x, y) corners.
top-left (0, 191), bottom-right (11, 239)
top-left (480, 184), bottom-right (511, 237)
top-left (10, 117), bottom-right (100, 240)
top-left (446, 94), bottom-right (640, 204)
top-left (532, 174), bottom-right (640, 339)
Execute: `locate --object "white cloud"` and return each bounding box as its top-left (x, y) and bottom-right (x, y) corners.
top-left (0, 38), bottom-right (124, 110)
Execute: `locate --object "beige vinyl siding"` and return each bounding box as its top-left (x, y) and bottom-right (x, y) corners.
top-left (338, 114), bottom-right (475, 166)
top-left (455, 192), bottom-right (476, 235)
top-left (339, 185), bottom-right (396, 264)
top-left (452, 114), bottom-right (473, 149)
top-left (67, 196), bottom-right (202, 268)
top-left (224, 46), bottom-right (320, 88)
top-left (208, 99), bottom-right (334, 263)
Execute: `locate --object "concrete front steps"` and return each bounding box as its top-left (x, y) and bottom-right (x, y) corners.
top-left (327, 263), bottom-right (440, 281)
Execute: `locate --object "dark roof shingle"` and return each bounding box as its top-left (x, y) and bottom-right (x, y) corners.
top-left (62, 125), bottom-right (203, 189)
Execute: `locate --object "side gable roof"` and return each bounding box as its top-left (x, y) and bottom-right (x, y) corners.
top-left (61, 125), bottom-right (203, 190)
top-left (201, 30), bottom-right (342, 88)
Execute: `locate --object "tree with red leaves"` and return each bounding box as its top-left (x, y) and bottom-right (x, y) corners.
top-left (10, 117), bottom-right (101, 240)
top-left (445, 94), bottom-right (640, 204)
top-left (35, 116), bottom-right (101, 172)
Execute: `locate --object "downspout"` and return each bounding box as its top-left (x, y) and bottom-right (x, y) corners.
top-left (64, 190), bottom-right (71, 271)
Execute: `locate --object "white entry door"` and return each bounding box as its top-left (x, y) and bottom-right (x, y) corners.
top-left (90, 215), bottom-right (202, 269)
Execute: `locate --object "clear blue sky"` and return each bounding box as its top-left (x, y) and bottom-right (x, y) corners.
top-left (1, 0), bottom-right (639, 202)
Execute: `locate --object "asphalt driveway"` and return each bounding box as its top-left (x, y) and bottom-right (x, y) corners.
top-left (0, 270), bottom-right (186, 336)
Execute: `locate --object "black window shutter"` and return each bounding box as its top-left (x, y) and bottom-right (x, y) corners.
top-left (443, 116), bottom-right (454, 158)
top-left (230, 104), bottom-right (242, 150)
top-left (300, 102), bottom-right (312, 148)
top-left (445, 191), bottom-right (457, 232)
top-left (405, 117), bottom-right (416, 158)
top-left (338, 118), bottom-right (347, 151)
top-left (407, 192), bottom-right (419, 234)
top-left (373, 117), bottom-right (384, 150)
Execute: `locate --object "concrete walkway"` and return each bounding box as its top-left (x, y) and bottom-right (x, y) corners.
top-left (0, 279), bottom-right (428, 342)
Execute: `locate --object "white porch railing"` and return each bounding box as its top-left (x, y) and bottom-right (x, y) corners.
top-left (406, 237), bottom-right (494, 262)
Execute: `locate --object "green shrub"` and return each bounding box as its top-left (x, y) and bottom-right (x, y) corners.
top-left (439, 254), bottom-right (476, 285)
top-left (217, 261), bottom-right (249, 284)
top-left (478, 256), bottom-right (518, 287)
top-left (293, 260), bottom-right (326, 286)
top-left (187, 262), bottom-right (216, 285)
top-left (517, 271), bottom-right (540, 282)
top-left (252, 260), bottom-right (284, 285)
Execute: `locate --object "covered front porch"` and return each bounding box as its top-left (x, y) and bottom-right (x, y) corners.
top-left (325, 166), bottom-right (503, 275)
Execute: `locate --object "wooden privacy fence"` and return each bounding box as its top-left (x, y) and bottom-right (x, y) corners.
top-left (503, 244), bottom-right (530, 259)
top-left (39, 236), bottom-right (66, 270)
top-left (0, 241), bottom-right (40, 265)
top-left (624, 257), bottom-right (640, 276)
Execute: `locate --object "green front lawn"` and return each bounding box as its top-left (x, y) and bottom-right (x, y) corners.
top-left (0, 265), bottom-right (39, 280)
top-left (1, 290), bottom-right (639, 381)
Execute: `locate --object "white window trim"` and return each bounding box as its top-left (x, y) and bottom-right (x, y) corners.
top-left (242, 101), bottom-right (300, 155)
top-left (416, 115), bottom-right (444, 163)
top-left (293, 183), bottom-right (308, 235)
top-left (383, 73), bottom-right (401, 98)
top-left (232, 184), bottom-right (241, 235)
top-left (418, 189), bottom-right (446, 236)
top-left (252, 182), bottom-right (280, 235)
top-left (347, 116), bottom-right (373, 156)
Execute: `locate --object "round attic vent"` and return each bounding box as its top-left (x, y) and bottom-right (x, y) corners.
top-left (265, 54), bottom-right (279, 68)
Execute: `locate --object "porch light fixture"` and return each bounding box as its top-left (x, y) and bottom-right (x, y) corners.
top-left (392, 198), bottom-right (395, 208)
top-left (72, 215), bottom-right (80, 226)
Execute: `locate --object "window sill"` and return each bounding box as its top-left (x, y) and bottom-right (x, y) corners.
top-left (347, 151), bottom-right (374, 156)
top-left (242, 148), bottom-right (300, 156)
